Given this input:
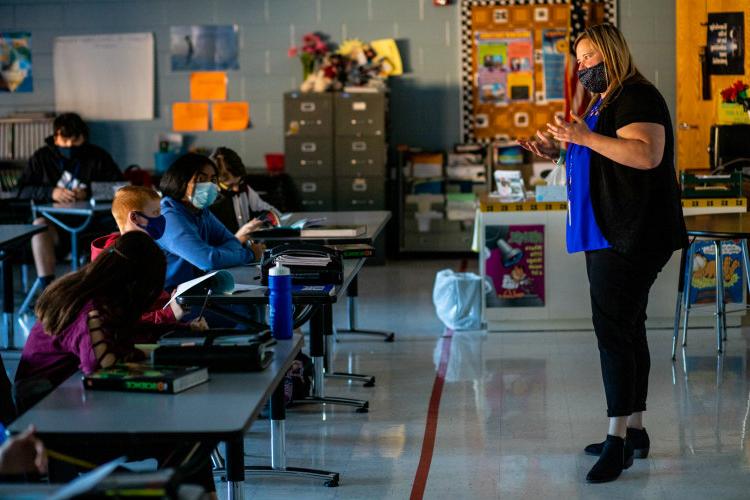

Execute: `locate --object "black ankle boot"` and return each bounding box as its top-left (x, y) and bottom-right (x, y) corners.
top-left (586, 435), bottom-right (633, 484)
top-left (584, 427), bottom-right (650, 458)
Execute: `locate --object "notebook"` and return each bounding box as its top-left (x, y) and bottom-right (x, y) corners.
top-left (90, 181), bottom-right (130, 201)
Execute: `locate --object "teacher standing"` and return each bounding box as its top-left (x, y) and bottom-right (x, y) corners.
top-left (519, 23), bottom-right (687, 483)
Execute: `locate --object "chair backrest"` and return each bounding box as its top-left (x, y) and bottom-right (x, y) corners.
top-left (0, 356), bottom-right (16, 425)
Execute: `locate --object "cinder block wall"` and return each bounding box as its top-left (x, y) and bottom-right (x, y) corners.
top-left (0, 0), bottom-right (674, 169)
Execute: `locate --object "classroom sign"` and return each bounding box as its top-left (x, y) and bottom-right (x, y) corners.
top-left (0, 32), bottom-right (32, 93)
top-left (485, 224), bottom-right (544, 307)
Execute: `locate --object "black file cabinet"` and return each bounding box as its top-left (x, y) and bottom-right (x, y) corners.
top-left (284, 91), bottom-right (388, 212)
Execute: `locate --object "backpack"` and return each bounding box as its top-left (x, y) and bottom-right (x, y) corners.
top-left (284, 351), bottom-right (313, 405)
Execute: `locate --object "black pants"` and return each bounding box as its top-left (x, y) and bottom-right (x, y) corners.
top-left (585, 248), bottom-right (672, 417)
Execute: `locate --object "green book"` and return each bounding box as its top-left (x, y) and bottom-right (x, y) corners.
top-left (82, 363), bottom-right (209, 394)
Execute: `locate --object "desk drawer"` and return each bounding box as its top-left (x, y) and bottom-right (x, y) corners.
top-left (335, 137), bottom-right (386, 177)
top-left (284, 92), bottom-right (333, 137)
top-left (334, 92), bottom-right (386, 137)
top-left (295, 177), bottom-right (334, 211)
top-left (284, 137), bottom-right (333, 177)
top-left (335, 176), bottom-right (385, 210)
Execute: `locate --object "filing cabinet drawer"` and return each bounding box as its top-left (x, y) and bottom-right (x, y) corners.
top-left (295, 177), bottom-right (334, 211)
top-left (284, 137), bottom-right (334, 177)
top-left (284, 92), bottom-right (333, 136)
top-left (334, 92), bottom-right (386, 137)
top-left (335, 176), bottom-right (385, 210)
top-left (335, 137), bottom-right (386, 177)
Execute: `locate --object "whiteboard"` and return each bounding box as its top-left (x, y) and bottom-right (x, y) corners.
top-left (54, 33), bottom-right (154, 120)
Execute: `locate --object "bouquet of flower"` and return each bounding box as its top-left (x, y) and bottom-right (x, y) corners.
top-left (288, 32), bottom-right (333, 81)
top-left (720, 80), bottom-right (750, 112)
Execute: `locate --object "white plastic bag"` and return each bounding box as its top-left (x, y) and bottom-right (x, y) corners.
top-left (545, 162), bottom-right (566, 186)
top-left (432, 269), bottom-right (484, 331)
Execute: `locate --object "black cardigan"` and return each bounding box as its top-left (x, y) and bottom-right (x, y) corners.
top-left (588, 81), bottom-right (688, 255)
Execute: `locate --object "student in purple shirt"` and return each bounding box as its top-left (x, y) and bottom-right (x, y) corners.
top-left (13, 231), bottom-right (216, 495)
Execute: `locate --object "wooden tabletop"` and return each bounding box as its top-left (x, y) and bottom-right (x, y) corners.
top-left (684, 212), bottom-right (750, 239)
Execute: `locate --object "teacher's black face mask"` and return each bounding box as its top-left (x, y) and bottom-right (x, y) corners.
top-left (578, 62), bottom-right (608, 94)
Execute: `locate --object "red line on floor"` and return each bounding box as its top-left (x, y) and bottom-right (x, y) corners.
top-left (410, 328), bottom-right (454, 500)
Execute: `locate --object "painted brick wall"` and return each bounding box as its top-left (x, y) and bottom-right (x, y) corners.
top-left (0, 0), bottom-right (674, 169)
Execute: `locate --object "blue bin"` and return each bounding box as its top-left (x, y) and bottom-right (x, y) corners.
top-left (154, 152), bottom-right (179, 175)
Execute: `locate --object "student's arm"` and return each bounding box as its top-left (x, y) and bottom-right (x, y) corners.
top-left (245, 186), bottom-right (279, 215)
top-left (16, 153), bottom-right (55, 202)
top-left (161, 208), bottom-right (254, 271)
top-left (86, 310), bottom-right (144, 370)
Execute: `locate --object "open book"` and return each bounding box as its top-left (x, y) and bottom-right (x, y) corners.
top-left (300, 225), bottom-right (367, 237)
top-left (163, 270), bottom-right (236, 309)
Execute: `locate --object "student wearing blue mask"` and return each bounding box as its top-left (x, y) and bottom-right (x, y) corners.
top-left (16, 113), bottom-right (123, 289)
top-left (157, 153), bottom-right (263, 291)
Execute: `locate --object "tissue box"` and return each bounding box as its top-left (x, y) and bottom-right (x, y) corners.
top-left (535, 185), bottom-right (567, 202)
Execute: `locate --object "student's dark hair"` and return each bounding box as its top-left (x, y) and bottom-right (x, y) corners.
top-left (159, 153), bottom-right (218, 200)
top-left (53, 113), bottom-right (89, 140)
top-left (211, 147), bottom-right (247, 178)
top-left (35, 231), bottom-right (166, 336)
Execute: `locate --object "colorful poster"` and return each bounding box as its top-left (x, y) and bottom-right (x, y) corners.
top-left (0, 32), bottom-right (32, 92)
top-left (542, 29), bottom-right (566, 101)
top-left (170, 25), bottom-right (239, 71)
top-left (484, 224), bottom-right (544, 307)
top-left (475, 30), bottom-right (533, 105)
top-left (688, 240), bottom-right (744, 305)
top-left (707, 12), bottom-right (744, 75)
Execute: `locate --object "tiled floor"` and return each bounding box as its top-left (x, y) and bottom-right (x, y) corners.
top-left (6, 258), bottom-right (750, 499)
top-left (215, 258), bottom-right (750, 499)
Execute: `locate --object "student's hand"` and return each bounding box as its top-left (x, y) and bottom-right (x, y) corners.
top-left (517, 130), bottom-right (560, 161)
top-left (0, 426), bottom-right (47, 475)
top-left (73, 187), bottom-right (88, 201)
top-left (189, 317), bottom-right (209, 331)
top-left (168, 289), bottom-right (185, 321)
top-left (52, 187), bottom-right (76, 203)
top-left (235, 218), bottom-right (264, 245)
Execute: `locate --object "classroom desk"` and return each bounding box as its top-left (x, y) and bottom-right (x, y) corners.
top-left (178, 260), bottom-right (371, 412)
top-left (254, 210), bottom-right (394, 342)
top-left (9, 334), bottom-right (318, 500)
top-left (0, 224), bottom-right (46, 348)
top-left (31, 201), bottom-right (113, 272)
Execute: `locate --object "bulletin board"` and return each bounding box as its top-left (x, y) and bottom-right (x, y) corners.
top-left (460, 0), bottom-right (617, 143)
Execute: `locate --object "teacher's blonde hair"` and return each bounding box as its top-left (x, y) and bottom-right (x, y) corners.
top-left (574, 23), bottom-right (648, 114)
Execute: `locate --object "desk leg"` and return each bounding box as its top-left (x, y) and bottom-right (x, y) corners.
top-left (292, 305), bottom-right (369, 412)
top-left (714, 241), bottom-right (725, 353)
top-left (336, 276), bottom-right (395, 342)
top-left (244, 374), bottom-right (340, 486)
top-left (0, 256), bottom-right (14, 349)
top-left (225, 436), bottom-right (245, 500)
top-left (672, 246), bottom-right (688, 360)
top-left (324, 306), bottom-right (376, 387)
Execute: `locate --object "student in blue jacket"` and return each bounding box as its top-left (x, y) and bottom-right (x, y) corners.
top-left (158, 153), bottom-right (263, 290)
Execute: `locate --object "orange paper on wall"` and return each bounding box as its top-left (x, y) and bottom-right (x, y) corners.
top-left (190, 72), bottom-right (227, 101)
top-left (212, 102), bottom-right (250, 131)
top-left (172, 102), bottom-right (209, 131)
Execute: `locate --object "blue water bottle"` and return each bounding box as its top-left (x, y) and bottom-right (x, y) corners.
top-left (268, 261), bottom-right (293, 339)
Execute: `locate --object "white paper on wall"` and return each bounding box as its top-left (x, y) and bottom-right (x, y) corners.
top-left (54, 33), bottom-right (154, 120)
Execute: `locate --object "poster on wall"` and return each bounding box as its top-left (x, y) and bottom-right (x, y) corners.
top-left (484, 224), bottom-right (544, 307)
top-left (475, 30), bottom-right (534, 105)
top-left (170, 25), bottom-right (239, 71)
top-left (0, 32), bottom-right (32, 93)
top-left (707, 12), bottom-right (744, 75)
top-left (687, 240), bottom-right (744, 305)
top-left (541, 29), bottom-right (566, 101)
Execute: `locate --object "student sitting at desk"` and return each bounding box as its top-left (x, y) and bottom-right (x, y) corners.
top-left (89, 185), bottom-right (205, 330)
top-left (16, 113), bottom-right (123, 290)
top-left (157, 153), bottom-right (263, 290)
top-left (210, 146), bottom-right (281, 233)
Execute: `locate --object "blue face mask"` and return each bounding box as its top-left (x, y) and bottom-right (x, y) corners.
top-left (190, 182), bottom-right (219, 209)
top-left (58, 146), bottom-right (72, 159)
top-left (134, 212), bottom-right (166, 240)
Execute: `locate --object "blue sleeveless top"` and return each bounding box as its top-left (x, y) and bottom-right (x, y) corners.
top-left (566, 100), bottom-right (610, 254)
